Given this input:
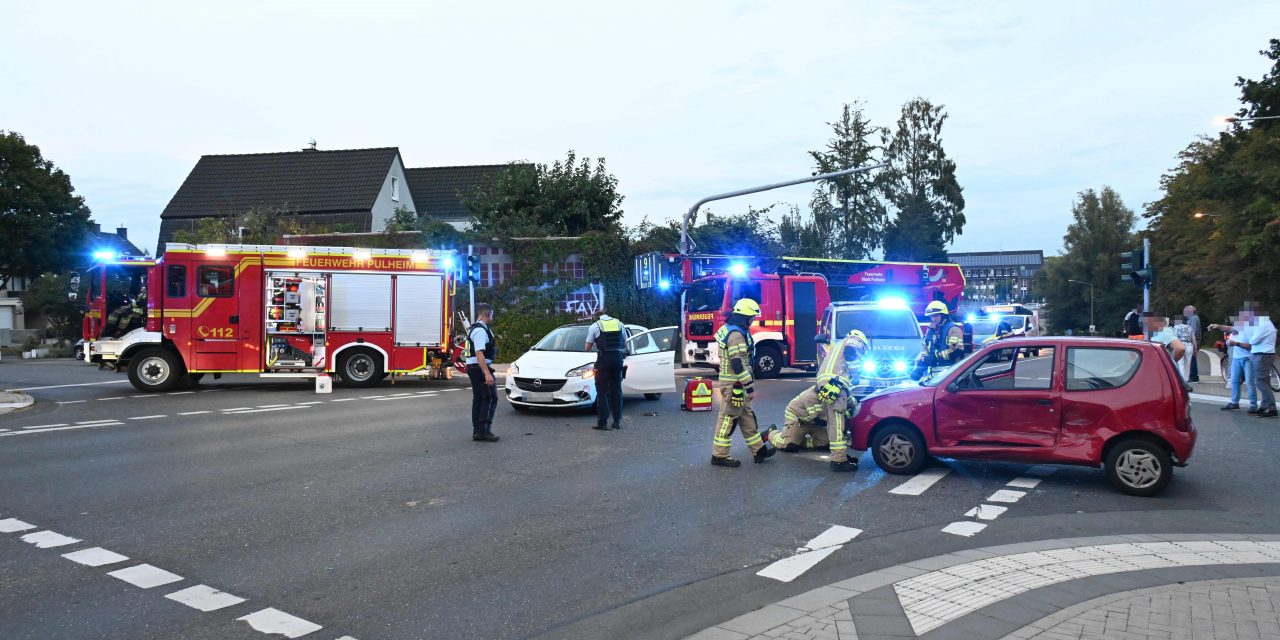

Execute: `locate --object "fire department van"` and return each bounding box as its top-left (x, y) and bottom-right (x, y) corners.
top-left (85, 243), bottom-right (458, 392)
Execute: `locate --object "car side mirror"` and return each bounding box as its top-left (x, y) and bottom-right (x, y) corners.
top-left (946, 381), bottom-right (959, 393)
top-left (815, 333), bottom-right (830, 344)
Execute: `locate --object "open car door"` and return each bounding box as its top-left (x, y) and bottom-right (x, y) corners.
top-left (622, 326), bottom-right (678, 396)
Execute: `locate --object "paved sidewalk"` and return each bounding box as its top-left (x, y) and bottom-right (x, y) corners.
top-left (687, 534), bottom-right (1280, 640)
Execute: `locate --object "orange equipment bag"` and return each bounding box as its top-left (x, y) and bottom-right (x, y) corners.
top-left (682, 377), bottom-right (714, 412)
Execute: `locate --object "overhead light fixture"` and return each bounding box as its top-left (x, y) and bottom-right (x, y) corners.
top-left (412, 252), bottom-right (430, 263)
top-left (206, 246), bottom-right (227, 257)
top-left (353, 249), bottom-right (373, 261)
top-left (287, 248), bottom-right (306, 259)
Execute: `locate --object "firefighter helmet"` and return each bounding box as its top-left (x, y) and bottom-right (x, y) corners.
top-left (845, 329), bottom-right (869, 348)
top-left (924, 300), bottom-right (950, 316)
top-left (844, 329), bottom-right (871, 358)
top-left (732, 298), bottom-right (761, 317)
top-left (817, 379), bottom-right (846, 404)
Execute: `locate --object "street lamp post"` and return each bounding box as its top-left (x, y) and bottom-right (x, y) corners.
top-left (1193, 212), bottom-right (1221, 220)
top-left (1223, 115), bottom-right (1280, 123)
top-left (1069, 279), bottom-right (1095, 335)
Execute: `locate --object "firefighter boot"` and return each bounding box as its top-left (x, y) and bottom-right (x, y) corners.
top-left (830, 458), bottom-right (858, 472)
top-left (753, 444), bottom-right (777, 464)
top-left (711, 456), bottom-right (742, 468)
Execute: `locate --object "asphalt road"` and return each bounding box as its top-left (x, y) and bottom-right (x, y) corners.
top-left (1, 359), bottom-right (1277, 640)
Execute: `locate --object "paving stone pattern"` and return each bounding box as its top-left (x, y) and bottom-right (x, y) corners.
top-left (1002, 577), bottom-right (1280, 640)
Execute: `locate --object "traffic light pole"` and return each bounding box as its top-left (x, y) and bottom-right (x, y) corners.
top-left (1142, 236), bottom-right (1151, 340)
top-left (468, 244), bottom-right (475, 323)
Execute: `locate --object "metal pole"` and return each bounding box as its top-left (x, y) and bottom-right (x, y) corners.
top-left (1142, 236), bottom-right (1151, 340)
top-left (468, 244), bottom-right (475, 323)
top-left (1091, 287), bottom-right (1095, 336)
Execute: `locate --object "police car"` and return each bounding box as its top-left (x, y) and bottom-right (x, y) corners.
top-left (503, 322), bottom-right (678, 410)
top-left (816, 300), bottom-right (923, 396)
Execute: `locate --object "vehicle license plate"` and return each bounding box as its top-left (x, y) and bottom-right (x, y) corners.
top-left (526, 392), bottom-right (553, 402)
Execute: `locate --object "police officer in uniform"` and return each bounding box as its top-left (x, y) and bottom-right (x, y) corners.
top-left (763, 377), bottom-right (859, 472)
top-left (912, 300), bottom-right (966, 380)
top-left (585, 310), bottom-right (630, 430)
top-left (710, 299), bottom-right (776, 467)
top-left (466, 304), bottom-right (500, 442)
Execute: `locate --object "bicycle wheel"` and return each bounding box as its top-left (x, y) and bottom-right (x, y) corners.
top-left (1220, 354), bottom-right (1230, 384)
top-left (1270, 363), bottom-right (1280, 393)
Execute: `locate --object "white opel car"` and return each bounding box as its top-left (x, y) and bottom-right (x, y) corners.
top-left (504, 323), bottom-right (678, 410)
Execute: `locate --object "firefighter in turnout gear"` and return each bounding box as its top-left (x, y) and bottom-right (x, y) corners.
top-left (105, 290), bottom-right (146, 338)
top-left (816, 329), bottom-right (871, 387)
top-left (912, 300), bottom-right (966, 380)
top-left (710, 298), bottom-right (776, 468)
top-left (763, 378), bottom-right (859, 472)
top-left (981, 318), bottom-right (1015, 346)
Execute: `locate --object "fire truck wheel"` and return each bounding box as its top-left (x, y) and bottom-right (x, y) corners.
top-left (127, 347), bottom-right (183, 392)
top-left (753, 344), bottom-right (783, 379)
top-left (338, 349), bottom-right (384, 387)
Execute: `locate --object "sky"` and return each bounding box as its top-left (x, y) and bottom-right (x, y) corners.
top-left (4, 1), bottom-right (1278, 258)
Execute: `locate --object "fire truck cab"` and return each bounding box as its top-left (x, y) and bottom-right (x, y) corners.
top-left (85, 243), bottom-right (458, 392)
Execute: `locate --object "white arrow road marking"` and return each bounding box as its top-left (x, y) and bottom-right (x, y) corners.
top-left (20, 530), bottom-right (81, 548)
top-left (62, 547), bottom-right (130, 567)
top-left (941, 521), bottom-right (988, 537)
top-left (165, 584), bottom-right (246, 611)
top-left (237, 608), bottom-right (323, 638)
top-left (758, 525), bottom-right (862, 582)
top-left (107, 564), bottom-right (184, 589)
top-left (964, 504), bottom-right (1008, 521)
top-left (889, 467), bottom-right (952, 495)
top-left (0, 518), bottom-right (38, 533)
top-left (986, 489), bottom-right (1027, 503)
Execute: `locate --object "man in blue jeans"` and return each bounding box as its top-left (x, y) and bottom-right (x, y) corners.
top-left (1226, 304), bottom-right (1277, 418)
top-left (1212, 316), bottom-right (1257, 412)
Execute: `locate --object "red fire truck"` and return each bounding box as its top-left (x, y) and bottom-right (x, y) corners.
top-left (635, 253), bottom-right (965, 377)
top-left (84, 243), bottom-right (458, 392)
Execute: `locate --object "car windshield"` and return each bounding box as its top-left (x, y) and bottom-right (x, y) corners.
top-left (688, 280), bottom-right (726, 312)
top-left (917, 349), bottom-right (985, 386)
top-left (1003, 316), bottom-right (1027, 330)
top-left (531, 326), bottom-right (592, 352)
top-left (836, 309), bottom-right (919, 339)
top-left (970, 320), bottom-right (999, 336)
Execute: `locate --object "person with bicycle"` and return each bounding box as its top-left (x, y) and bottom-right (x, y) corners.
top-left (1211, 313), bottom-right (1257, 413)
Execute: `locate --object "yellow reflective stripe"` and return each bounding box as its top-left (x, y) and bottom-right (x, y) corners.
top-left (783, 411), bottom-right (798, 421)
top-left (744, 434), bottom-right (763, 446)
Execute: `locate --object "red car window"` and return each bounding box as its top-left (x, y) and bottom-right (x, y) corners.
top-left (1065, 347), bottom-right (1141, 390)
top-left (963, 347), bottom-right (1054, 391)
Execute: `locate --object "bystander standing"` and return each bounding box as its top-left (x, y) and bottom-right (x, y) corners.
top-left (1210, 312), bottom-right (1257, 412)
top-left (1231, 303), bottom-right (1277, 418)
top-left (1185, 305), bottom-right (1202, 382)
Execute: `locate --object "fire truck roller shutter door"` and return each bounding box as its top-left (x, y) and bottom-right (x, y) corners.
top-left (394, 275), bottom-right (445, 347)
top-left (330, 274), bottom-right (392, 332)
top-left (790, 280), bottom-right (818, 362)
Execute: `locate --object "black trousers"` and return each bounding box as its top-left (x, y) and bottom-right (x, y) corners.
top-left (594, 352), bottom-right (625, 426)
top-left (467, 364), bottom-right (498, 435)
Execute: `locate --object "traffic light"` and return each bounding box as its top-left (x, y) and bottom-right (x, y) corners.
top-left (466, 255), bottom-right (481, 284)
top-left (1119, 248), bottom-right (1155, 286)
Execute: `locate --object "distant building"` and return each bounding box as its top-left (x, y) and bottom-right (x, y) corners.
top-left (158, 147), bottom-right (415, 248)
top-left (947, 250), bottom-right (1044, 304)
top-left (405, 164), bottom-right (523, 231)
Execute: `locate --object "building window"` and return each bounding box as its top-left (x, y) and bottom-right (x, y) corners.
top-left (391, 176), bottom-right (400, 202)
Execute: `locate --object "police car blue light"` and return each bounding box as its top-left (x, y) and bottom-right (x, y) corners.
top-left (658, 279), bottom-right (671, 290)
top-left (861, 359), bottom-right (877, 374)
top-left (93, 250), bottom-right (116, 261)
top-left (729, 262), bottom-right (748, 277)
top-left (892, 360), bottom-right (908, 373)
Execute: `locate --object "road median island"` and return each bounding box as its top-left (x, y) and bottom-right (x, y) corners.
top-left (0, 390), bottom-right (35, 414)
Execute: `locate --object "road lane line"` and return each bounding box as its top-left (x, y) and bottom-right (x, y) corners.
top-left (941, 521), bottom-right (988, 537)
top-left (21, 423), bottom-right (69, 430)
top-left (12, 380), bottom-right (131, 391)
top-left (237, 608), bottom-right (323, 638)
top-left (889, 468), bottom-right (952, 495)
top-left (128, 415), bottom-right (166, 420)
top-left (56, 400), bottom-right (88, 404)
top-left (296, 401), bottom-right (323, 405)
top-left (757, 547), bottom-right (842, 582)
top-left (107, 564), bottom-right (184, 589)
top-left (358, 395), bottom-right (386, 400)
top-left (0, 518), bottom-right (38, 533)
top-left (166, 391), bottom-right (196, 395)
top-left (62, 547), bottom-right (130, 567)
top-left (225, 406), bottom-right (309, 414)
top-left (330, 398), bottom-right (356, 402)
top-left (97, 396), bottom-right (126, 401)
top-left (1007, 477), bottom-right (1042, 489)
top-left (223, 407), bottom-right (253, 411)
top-left (964, 504), bottom-right (1008, 521)
top-left (76, 419), bottom-right (118, 425)
top-left (255, 404), bottom-right (291, 408)
top-left (802, 525), bottom-right (862, 550)
top-left (0, 423), bottom-right (124, 437)
top-left (165, 584), bottom-right (246, 611)
top-left (374, 395), bottom-right (429, 401)
top-left (21, 530), bottom-right (81, 548)
top-left (986, 489), bottom-right (1027, 503)
top-left (178, 411), bottom-right (211, 416)
top-left (390, 392), bottom-right (414, 397)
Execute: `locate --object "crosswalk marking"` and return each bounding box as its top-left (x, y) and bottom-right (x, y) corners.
top-left (758, 525), bottom-right (863, 582)
top-left (889, 467), bottom-right (952, 495)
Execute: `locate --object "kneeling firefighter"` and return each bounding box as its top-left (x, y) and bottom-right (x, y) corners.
top-left (710, 298), bottom-right (776, 468)
top-left (764, 377), bottom-right (859, 472)
top-left (912, 301), bottom-right (965, 380)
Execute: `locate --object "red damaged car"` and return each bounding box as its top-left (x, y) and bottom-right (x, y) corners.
top-left (848, 337), bottom-right (1196, 496)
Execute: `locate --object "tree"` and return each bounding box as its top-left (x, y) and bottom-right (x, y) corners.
top-left (1144, 39), bottom-right (1280, 324)
top-left (779, 205), bottom-right (825, 257)
top-left (879, 98), bottom-right (965, 262)
top-left (22, 272), bottom-right (82, 342)
top-left (807, 102), bottom-right (887, 259)
top-left (0, 131), bottom-right (94, 289)
top-left (466, 151), bottom-right (624, 239)
top-left (1039, 187), bottom-right (1138, 335)
top-left (171, 204), bottom-right (303, 244)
